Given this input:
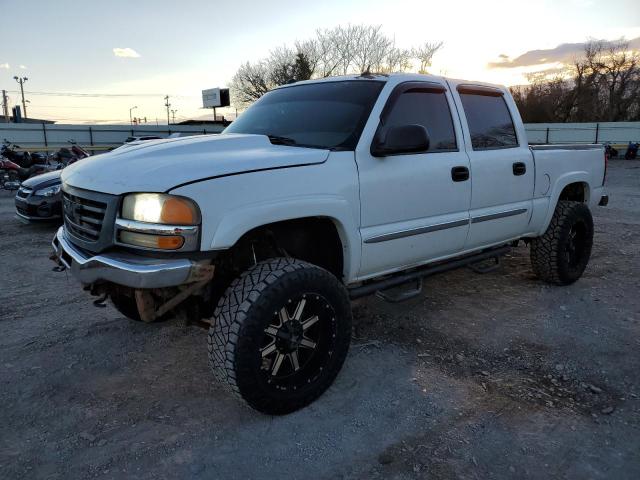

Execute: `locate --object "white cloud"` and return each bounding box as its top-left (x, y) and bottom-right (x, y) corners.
top-left (113, 47), bottom-right (141, 58)
top-left (0, 63), bottom-right (9, 69)
top-left (19, 64), bottom-right (27, 69)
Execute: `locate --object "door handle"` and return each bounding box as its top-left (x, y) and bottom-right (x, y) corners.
top-left (513, 162), bottom-right (526, 176)
top-left (451, 166), bottom-right (469, 182)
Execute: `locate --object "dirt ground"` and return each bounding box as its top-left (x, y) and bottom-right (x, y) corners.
top-left (1, 160), bottom-right (639, 480)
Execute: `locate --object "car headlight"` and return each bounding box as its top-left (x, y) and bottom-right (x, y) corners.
top-left (35, 184), bottom-right (61, 197)
top-left (121, 193), bottom-right (200, 225)
top-left (118, 193), bottom-right (200, 251)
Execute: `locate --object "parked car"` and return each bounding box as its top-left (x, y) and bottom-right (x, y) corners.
top-left (51, 73), bottom-right (608, 415)
top-left (124, 135), bottom-right (163, 143)
top-left (15, 170), bottom-right (62, 222)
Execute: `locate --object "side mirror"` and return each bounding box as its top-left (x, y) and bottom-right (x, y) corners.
top-left (371, 124), bottom-right (430, 157)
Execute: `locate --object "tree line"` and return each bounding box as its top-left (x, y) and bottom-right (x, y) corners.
top-left (511, 39), bottom-right (640, 123)
top-left (230, 25), bottom-right (443, 106)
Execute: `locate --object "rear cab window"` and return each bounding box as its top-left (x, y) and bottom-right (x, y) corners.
top-left (458, 86), bottom-right (518, 150)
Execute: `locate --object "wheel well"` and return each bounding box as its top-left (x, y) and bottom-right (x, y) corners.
top-left (227, 217), bottom-right (344, 279)
top-left (559, 182), bottom-right (588, 202)
top-left (203, 217), bottom-right (345, 318)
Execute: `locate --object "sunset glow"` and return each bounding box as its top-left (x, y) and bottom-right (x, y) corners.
top-left (1, 0), bottom-right (638, 123)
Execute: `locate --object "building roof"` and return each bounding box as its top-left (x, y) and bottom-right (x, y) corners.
top-left (177, 119), bottom-right (231, 126)
top-left (0, 115), bottom-right (56, 124)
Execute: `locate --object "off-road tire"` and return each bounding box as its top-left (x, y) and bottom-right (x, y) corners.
top-left (530, 200), bottom-right (594, 285)
top-left (208, 257), bottom-right (352, 415)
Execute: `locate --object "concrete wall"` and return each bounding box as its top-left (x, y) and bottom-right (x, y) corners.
top-left (0, 123), bottom-right (226, 153)
top-left (525, 122), bottom-right (640, 145)
top-left (2, 121), bottom-right (639, 152)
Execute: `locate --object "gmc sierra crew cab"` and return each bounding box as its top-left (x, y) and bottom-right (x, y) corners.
top-left (51, 73), bottom-right (608, 414)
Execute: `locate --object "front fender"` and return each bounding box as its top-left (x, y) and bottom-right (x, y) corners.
top-left (212, 196), bottom-right (360, 281)
top-left (211, 195), bottom-right (354, 247)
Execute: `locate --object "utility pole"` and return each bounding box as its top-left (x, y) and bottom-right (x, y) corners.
top-left (13, 76), bottom-right (28, 119)
top-left (164, 95), bottom-right (171, 125)
top-left (171, 109), bottom-right (177, 124)
top-left (1, 90), bottom-right (9, 122)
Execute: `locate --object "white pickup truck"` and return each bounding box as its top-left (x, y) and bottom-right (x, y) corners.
top-left (51, 73), bottom-right (608, 414)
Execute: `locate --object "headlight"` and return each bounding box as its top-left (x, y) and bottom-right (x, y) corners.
top-left (121, 193), bottom-right (200, 225)
top-left (117, 193), bottom-right (200, 251)
top-left (35, 184), bottom-right (61, 197)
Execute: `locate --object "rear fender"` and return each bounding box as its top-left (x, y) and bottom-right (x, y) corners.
top-left (538, 172), bottom-right (590, 234)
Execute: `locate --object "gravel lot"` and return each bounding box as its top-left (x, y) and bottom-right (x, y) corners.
top-left (1, 160), bottom-right (639, 479)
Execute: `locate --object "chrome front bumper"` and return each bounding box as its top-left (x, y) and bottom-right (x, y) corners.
top-left (51, 226), bottom-right (208, 288)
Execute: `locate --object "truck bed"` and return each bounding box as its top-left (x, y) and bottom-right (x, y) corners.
top-left (527, 143), bottom-right (606, 236)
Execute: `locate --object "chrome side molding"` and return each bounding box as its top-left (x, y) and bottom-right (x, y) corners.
top-left (471, 208), bottom-right (528, 224)
top-left (364, 219), bottom-right (469, 244)
top-left (364, 208), bottom-right (528, 244)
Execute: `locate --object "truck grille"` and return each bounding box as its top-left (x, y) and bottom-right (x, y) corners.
top-left (63, 191), bottom-right (108, 242)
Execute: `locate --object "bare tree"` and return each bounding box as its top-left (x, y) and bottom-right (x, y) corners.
top-left (229, 24), bottom-right (444, 107)
top-left (351, 25), bottom-right (393, 72)
top-left (593, 39), bottom-right (640, 121)
top-left (382, 47), bottom-right (413, 73)
top-left (512, 38), bottom-right (640, 123)
top-left (267, 46), bottom-right (297, 86)
top-left (229, 61), bottom-right (271, 107)
top-left (412, 41), bottom-right (444, 74)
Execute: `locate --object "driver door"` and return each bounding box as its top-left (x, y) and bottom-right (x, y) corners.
top-left (355, 81), bottom-right (471, 279)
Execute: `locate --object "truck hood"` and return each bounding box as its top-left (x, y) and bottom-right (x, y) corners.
top-left (61, 134), bottom-right (330, 195)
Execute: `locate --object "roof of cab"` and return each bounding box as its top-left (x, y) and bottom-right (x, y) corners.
top-left (274, 72), bottom-right (507, 93)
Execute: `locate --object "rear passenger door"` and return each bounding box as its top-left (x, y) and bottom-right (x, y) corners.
top-left (449, 82), bottom-right (534, 248)
top-left (356, 81), bottom-right (471, 279)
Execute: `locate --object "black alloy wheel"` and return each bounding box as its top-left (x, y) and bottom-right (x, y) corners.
top-left (208, 258), bottom-right (352, 414)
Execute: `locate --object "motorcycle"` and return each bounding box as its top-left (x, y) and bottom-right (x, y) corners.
top-left (0, 158), bottom-right (21, 189)
top-left (1, 140), bottom-right (91, 190)
top-left (624, 141), bottom-right (639, 160)
top-left (1, 139), bottom-right (55, 167)
top-left (53, 141), bottom-right (90, 167)
top-left (604, 143), bottom-right (618, 159)
top-left (0, 158), bottom-right (54, 190)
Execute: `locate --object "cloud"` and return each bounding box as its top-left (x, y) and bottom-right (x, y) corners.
top-left (113, 47), bottom-right (141, 58)
top-left (19, 65), bottom-right (26, 69)
top-left (0, 63), bottom-right (9, 69)
top-left (489, 37), bottom-right (640, 69)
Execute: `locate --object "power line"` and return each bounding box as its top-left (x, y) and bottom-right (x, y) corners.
top-left (4, 90), bottom-right (197, 99)
top-left (26, 105), bottom-right (100, 109)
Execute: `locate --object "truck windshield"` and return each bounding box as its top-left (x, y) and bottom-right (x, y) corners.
top-left (224, 80), bottom-right (385, 150)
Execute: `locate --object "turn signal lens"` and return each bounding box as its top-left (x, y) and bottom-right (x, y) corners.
top-left (157, 235), bottom-right (185, 249)
top-left (119, 231), bottom-right (185, 250)
top-left (161, 197), bottom-right (198, 225)
top-left (122, 193), bottom-right (200, 225)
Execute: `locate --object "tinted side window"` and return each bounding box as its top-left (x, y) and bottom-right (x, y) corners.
top-left (385, 90), bottom-right (457, 152)
top-left (459, 93), bottom-right (518, 149)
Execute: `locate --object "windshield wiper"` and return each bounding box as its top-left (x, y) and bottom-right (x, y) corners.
top-left (267, 135), bottom-right (297, 146)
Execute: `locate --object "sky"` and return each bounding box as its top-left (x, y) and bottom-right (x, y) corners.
top-left (1, 0), bottom-right (639, 124)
